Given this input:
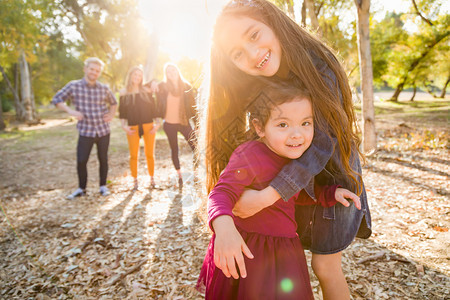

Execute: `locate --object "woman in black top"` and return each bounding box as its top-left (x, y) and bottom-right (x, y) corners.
top-left (156, 63), bottom-right (197, 189)
top-left (119, 66), bottom-right (160, 189)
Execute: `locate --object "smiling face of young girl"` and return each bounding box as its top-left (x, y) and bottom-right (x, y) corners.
top-left (165, 65), bottom-right (180, 84)
top-left (217, 15), bottom-right (285, 77)
top-left (253, 97), bottom-right (314, 159)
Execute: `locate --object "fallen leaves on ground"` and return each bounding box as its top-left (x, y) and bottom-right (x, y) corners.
top-left (0, 115), bottom-right (449, 299)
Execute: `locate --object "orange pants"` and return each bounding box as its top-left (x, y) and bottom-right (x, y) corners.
top-left (126, 123), bottom-right (156, 178)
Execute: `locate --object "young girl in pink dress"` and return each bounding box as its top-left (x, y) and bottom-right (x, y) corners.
top-left (197, 82), bottom-right (361, 299)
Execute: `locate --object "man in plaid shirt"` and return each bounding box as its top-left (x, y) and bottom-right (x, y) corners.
top-left (52, 57), bottom-right (117, 199)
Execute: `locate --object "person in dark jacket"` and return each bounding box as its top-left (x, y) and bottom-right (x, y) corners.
top-left (156, 63), bottom-right (197, 189)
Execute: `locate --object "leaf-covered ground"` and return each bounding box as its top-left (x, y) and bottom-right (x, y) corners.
top-left (0, 100), bottom-right (449, 299)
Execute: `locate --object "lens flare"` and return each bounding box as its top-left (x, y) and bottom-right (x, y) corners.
top-left (280, 278), bottom-right (294, 293)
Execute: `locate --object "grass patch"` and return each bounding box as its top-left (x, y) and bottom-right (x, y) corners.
top-left (354, 98), bottom-right (450, 125)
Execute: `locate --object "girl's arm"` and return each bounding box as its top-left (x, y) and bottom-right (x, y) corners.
top-left (296, 185), bottom-right (361, 209)
top-left (208, 142), bottom-right (265, 278)
top-left (233, 129), bottom-right (334, 218)
top-left (232, 186), bottom-right (281, 218)
top-left (120, 118), bottom-right (134, 135)
top-left (149, 118), bottom-right (161, 134)
top-left (118, 93), bottom-right (134, 135)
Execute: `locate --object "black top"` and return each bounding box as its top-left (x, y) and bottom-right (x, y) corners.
top-left (119, 92), bottom-right (157, 126)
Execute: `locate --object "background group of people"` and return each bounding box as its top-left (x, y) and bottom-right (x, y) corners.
top-left (52, 58), bottom-right (196, 199)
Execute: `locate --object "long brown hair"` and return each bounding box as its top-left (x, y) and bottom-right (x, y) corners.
top-left (123, 66), bottom-right (153, 104)
top-left (201, 0), bottom-right (363, 194)
top-left (125, 66), bottom-right (145, 93)
top-left (163, 62), bottom-right (190, 96)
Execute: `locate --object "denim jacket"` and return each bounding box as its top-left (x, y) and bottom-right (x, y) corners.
top-left (269, 53), bottom-right (371, 233)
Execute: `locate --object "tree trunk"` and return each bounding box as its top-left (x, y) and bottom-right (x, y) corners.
top-left (423, 81), bottom-right (438, 98)
top-left (390, 82), bottom-right (404, 101)
top-left (28, 62), bottom-right (39, 121)
top-left (354, 0), bottom-right (377, 153)
top-left (409, 85), bottom-right (416, 101)
top-left (0, 99), bottom-right (5, 130)
top-left (305, 0), bottom-right (321, 36)
top-left (0, 64), bottom-right (25, 118)
top-left (285, 0), bottom-right (295, 21)
top-left (439, 76), bottom-right (449, 98)
top-left (301, 0), bottom-right (307, 27)
top-left (19, 51), bottom-right (36, 123)
top-left (14, 64), bottom-right (20, 108)
top-left (144, 33), bottom-right (159, 83)
top-left (13, 63), bottom-right (25, 120)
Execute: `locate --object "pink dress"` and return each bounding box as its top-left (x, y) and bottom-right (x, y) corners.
top-left (197, 141), bottom-right (338, 300)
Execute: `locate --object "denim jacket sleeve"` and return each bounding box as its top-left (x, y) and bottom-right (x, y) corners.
top-left (270, 51), bottom-right (342, 201)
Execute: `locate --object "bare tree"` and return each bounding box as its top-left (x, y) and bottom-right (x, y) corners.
top-left (16, 51), bottom-right (36, 124)
top-left (305, 0), bottom-right (322, 35)
top-left (354, 0), bottom-right (376, 153)
top-left (301, 0), bottom-right (307, 27)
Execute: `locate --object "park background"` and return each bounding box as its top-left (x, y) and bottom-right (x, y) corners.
top-left (0, 0), bottom-right (449, 299)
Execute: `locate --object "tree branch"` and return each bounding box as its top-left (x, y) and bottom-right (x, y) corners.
top-left (411, 0), bottom-right (433, 26)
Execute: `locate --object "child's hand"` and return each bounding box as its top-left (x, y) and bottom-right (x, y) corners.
top-left (335, 188), bottom-right (361, 210)
top-left (212, 216), bottom-right (254, 279)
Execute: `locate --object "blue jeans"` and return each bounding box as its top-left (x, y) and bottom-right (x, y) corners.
top-left (76, 134), bottom-right (110, 189)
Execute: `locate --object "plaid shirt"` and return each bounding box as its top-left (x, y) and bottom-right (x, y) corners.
top-left (52, 78), bottom-right (117, 137)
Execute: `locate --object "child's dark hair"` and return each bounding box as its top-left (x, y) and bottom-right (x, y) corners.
top-left (246, 81), bottom-right (312, 140)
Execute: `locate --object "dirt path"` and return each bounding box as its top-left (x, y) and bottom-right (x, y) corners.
top-left (0, 109), bottom-right (449, 299)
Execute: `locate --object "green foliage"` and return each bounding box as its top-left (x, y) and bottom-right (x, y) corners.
top-left (1, 0), bottom-right (448, 112)
top-left (371, 12), bottom-right (409, 88)
top-left (0, 0), bottom-right (155, 110)
top-left (32, 32), bottom-right (84, 104)
top-left (0, 0), bottom-right (43, 65)
top-left (371, 1), bottom-right (449, 94)
top-left (1, 94), bottom-right (13, 113)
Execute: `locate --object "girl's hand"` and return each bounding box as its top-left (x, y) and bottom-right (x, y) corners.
top-left (335, 188), bottom-right (361, 210)
top-left (212, 216), bottom-right (254, 279)
top-left (232, 186), bottom-right (281, 218)
top-left (149, 81), bottom-right (159, 93)
top-left (149, 123), bottom-right (160, 134)
top-left (122, 125), bottom-right (135, 135)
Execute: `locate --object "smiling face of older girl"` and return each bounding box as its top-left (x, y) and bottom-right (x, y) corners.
top-left (217, 15), bottom-right (283, 78)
